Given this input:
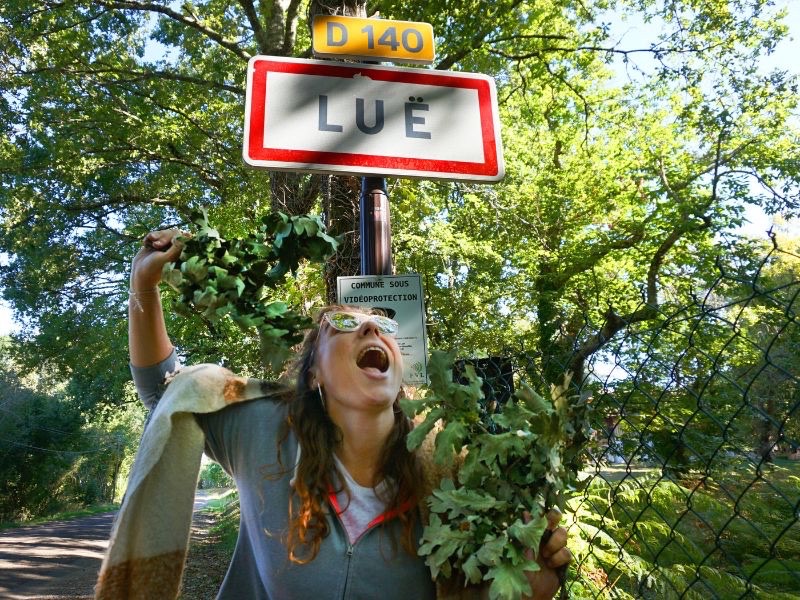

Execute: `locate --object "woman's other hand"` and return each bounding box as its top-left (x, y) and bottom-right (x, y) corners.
top-left (522, 508), bottom-right (571, 600)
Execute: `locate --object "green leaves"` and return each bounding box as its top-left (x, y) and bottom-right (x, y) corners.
top-left (484, 562), bottom-right (535, 600)
top-left (429, 483), bottom-right (509, 518)
top-left (403, 406), bottom-right (443, 451)
top-left (417, 514), bottom-right (473, 580)
top-left (162, 209), bottom-right (338, 371)
top-left (508, 514), bottom-right (547, 550)
top-left (411, 351), bottom-right (580, 598)
top-left (434, 421), bottom-right (469, 466)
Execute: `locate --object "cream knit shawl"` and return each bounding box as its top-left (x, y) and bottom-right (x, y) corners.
top-left (95, 364), bottom-right (269, 599)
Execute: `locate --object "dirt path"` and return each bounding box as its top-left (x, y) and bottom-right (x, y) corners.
top-left (179, 506), bottom-right (235, 600)
top-left (0, 491), bottom-right (221, 600)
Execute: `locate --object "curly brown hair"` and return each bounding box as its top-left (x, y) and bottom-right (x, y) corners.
top-left (279, 305), bottom-right (423, 563)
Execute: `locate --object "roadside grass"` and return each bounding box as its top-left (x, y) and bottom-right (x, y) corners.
top-left (201, 488), bottom-right (240, 553)
top-left (202, 487), bottom-right (238, 511)
top-left (566, 460), bottom-right (800, 599)
top-left (0, 502), bottom-right (119, 531)
top-left (207, 490), bottom-right (241, 553)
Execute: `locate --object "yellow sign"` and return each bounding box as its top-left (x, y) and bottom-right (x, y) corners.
top-left (312, 15), bottom-right (435, 65)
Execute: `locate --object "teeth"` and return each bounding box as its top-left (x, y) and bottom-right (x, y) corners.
top-left (358, 346), bottom-right (387, 362)
top-left (357, 346), bottom-right (389, 370)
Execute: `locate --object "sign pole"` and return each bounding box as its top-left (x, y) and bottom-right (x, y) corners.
top-left (360, 176), bottom-right (392, 276)
top-left (355, 14), bottom-right (391, 279)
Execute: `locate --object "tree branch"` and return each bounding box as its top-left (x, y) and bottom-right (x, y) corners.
top-left (486, 32), bottom-right (570, 44)
top-left (12, 61), bottom-right (243, 94)
top-left (283, 0), bottom-right (304, 54)
top-left (435, 0), bottom-right (526, 71)
top-left (568, 215), bottom-right (713, 379)
top-left (18, 4), bottom-right (114, 38)
top-left (486, 40), bottom-right (728, 62)
top-left (722, 169), bottom-right (788, 203)
top-left (555, 226), bottom-right (648, 288)
top-left (236, 0), bottom-right (270, 53)
top-left (95, 0), bottom-right (251, 60)
top-left (542, 60), bottom-right (591, 144)
top-left (668, 141), bottom-right (754, 195)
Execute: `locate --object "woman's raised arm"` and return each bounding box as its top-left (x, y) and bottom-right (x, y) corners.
top-left (128, 229), bottom-right (184, 367)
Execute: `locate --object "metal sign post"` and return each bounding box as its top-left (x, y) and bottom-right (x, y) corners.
top-left (360, 176), bottom-right (391, 275)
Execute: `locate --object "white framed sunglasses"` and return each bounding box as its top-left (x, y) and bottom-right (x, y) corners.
top-left (323, 311), bottom-right (399, 337)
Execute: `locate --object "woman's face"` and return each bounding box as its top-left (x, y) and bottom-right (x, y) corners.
top-left (312, 310), bottom-right (404, 415)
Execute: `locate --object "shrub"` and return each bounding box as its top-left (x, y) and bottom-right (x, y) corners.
top-left (198, 462), bottom-right (233, 490)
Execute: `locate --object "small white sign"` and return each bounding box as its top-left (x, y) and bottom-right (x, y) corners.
top-left (336, 274), bottom-right (428, 384)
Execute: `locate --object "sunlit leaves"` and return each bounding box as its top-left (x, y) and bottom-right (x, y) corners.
top-left (406, 351), bottom-right (581, 598)
top-left (163, 209), bottom-right (338, 371)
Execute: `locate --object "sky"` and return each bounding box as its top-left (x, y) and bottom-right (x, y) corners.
top-left (0, 1), bottom-right (798, 337)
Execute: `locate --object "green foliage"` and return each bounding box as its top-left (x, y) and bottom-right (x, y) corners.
top-left (583, 235), bottom-right (800, 473)
top-left (163, 209), bottom-right (338, 371)
top-left (404, 350), bottom-right (587, 599)
top-left (198, 461), bottom-right (233, 490)
top-left (0, 382), bottom-right (84, 521)
top-left (0, 353), bottom-right (144, 522)
top-left (207, 491), bottom-right (241, 554)
top-left (1, 0), bottom-right (797, 410)
top-left (0, 503), bottom-right (119, 531)
top-left (567, 462), bottom-right (800, 599)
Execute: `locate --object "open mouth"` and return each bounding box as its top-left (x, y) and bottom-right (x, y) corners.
top-left (356, 346), bottom-right (389, 373)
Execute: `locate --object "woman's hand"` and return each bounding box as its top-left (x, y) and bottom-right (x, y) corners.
top-left (522, 508), bottom-right (571, 600)
top-left (130, 229), bottom-right (186, 291)
top-left (128, 229), bottom-right (187, 367)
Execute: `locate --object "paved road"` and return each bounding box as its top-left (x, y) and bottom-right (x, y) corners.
top-left (0, 491), bottom-right (216, 599)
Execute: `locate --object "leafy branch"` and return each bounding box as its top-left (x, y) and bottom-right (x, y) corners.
top-left (94, 0), bottom-right (252, 60)
top-left (162, 209), bottom-right (339, 371)
top-left (403, 351), bottom-right (588, 600)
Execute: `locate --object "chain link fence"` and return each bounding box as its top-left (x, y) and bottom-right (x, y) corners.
top-left (459, 236), bottom-right (799, 598)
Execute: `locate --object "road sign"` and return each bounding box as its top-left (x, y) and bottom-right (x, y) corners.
top-left (336, 274), bottom-right (428, 385)
top-left (312, 15), bottom-right (435, 65)
top-left (243, 56), bottom-right (504, 182)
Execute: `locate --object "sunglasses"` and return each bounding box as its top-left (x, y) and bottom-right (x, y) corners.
top-left (323, 311), bottom-right (399, 337)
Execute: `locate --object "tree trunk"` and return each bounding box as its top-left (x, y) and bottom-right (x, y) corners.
top-left (535, 266), bottom-right (573, 386)
top-left (309, 0), bottom-right (370, 302)
top-left (322, 175), bottom-right (362, 303)
top-left (269, 172), bottom-right (321, 215)
top-left (757, 395), bottom-right (777, 462)
top-left (308, 0), bottom-right (367, 20)
top-left (109, 458), bottom-right (122, 503)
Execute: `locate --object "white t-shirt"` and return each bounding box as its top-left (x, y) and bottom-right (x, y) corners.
top-left (333, 455), bottom-right (390, 544)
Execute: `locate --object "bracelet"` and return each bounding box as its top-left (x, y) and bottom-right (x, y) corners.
top-left (128, 287), bottom-right (161, 313)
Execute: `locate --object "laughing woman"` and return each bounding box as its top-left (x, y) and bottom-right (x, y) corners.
top-left (114, 229), bottom-right (570, 600)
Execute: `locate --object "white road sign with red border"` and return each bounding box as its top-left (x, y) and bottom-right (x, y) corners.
top-left (243, 56), bottom-right (504, 182)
